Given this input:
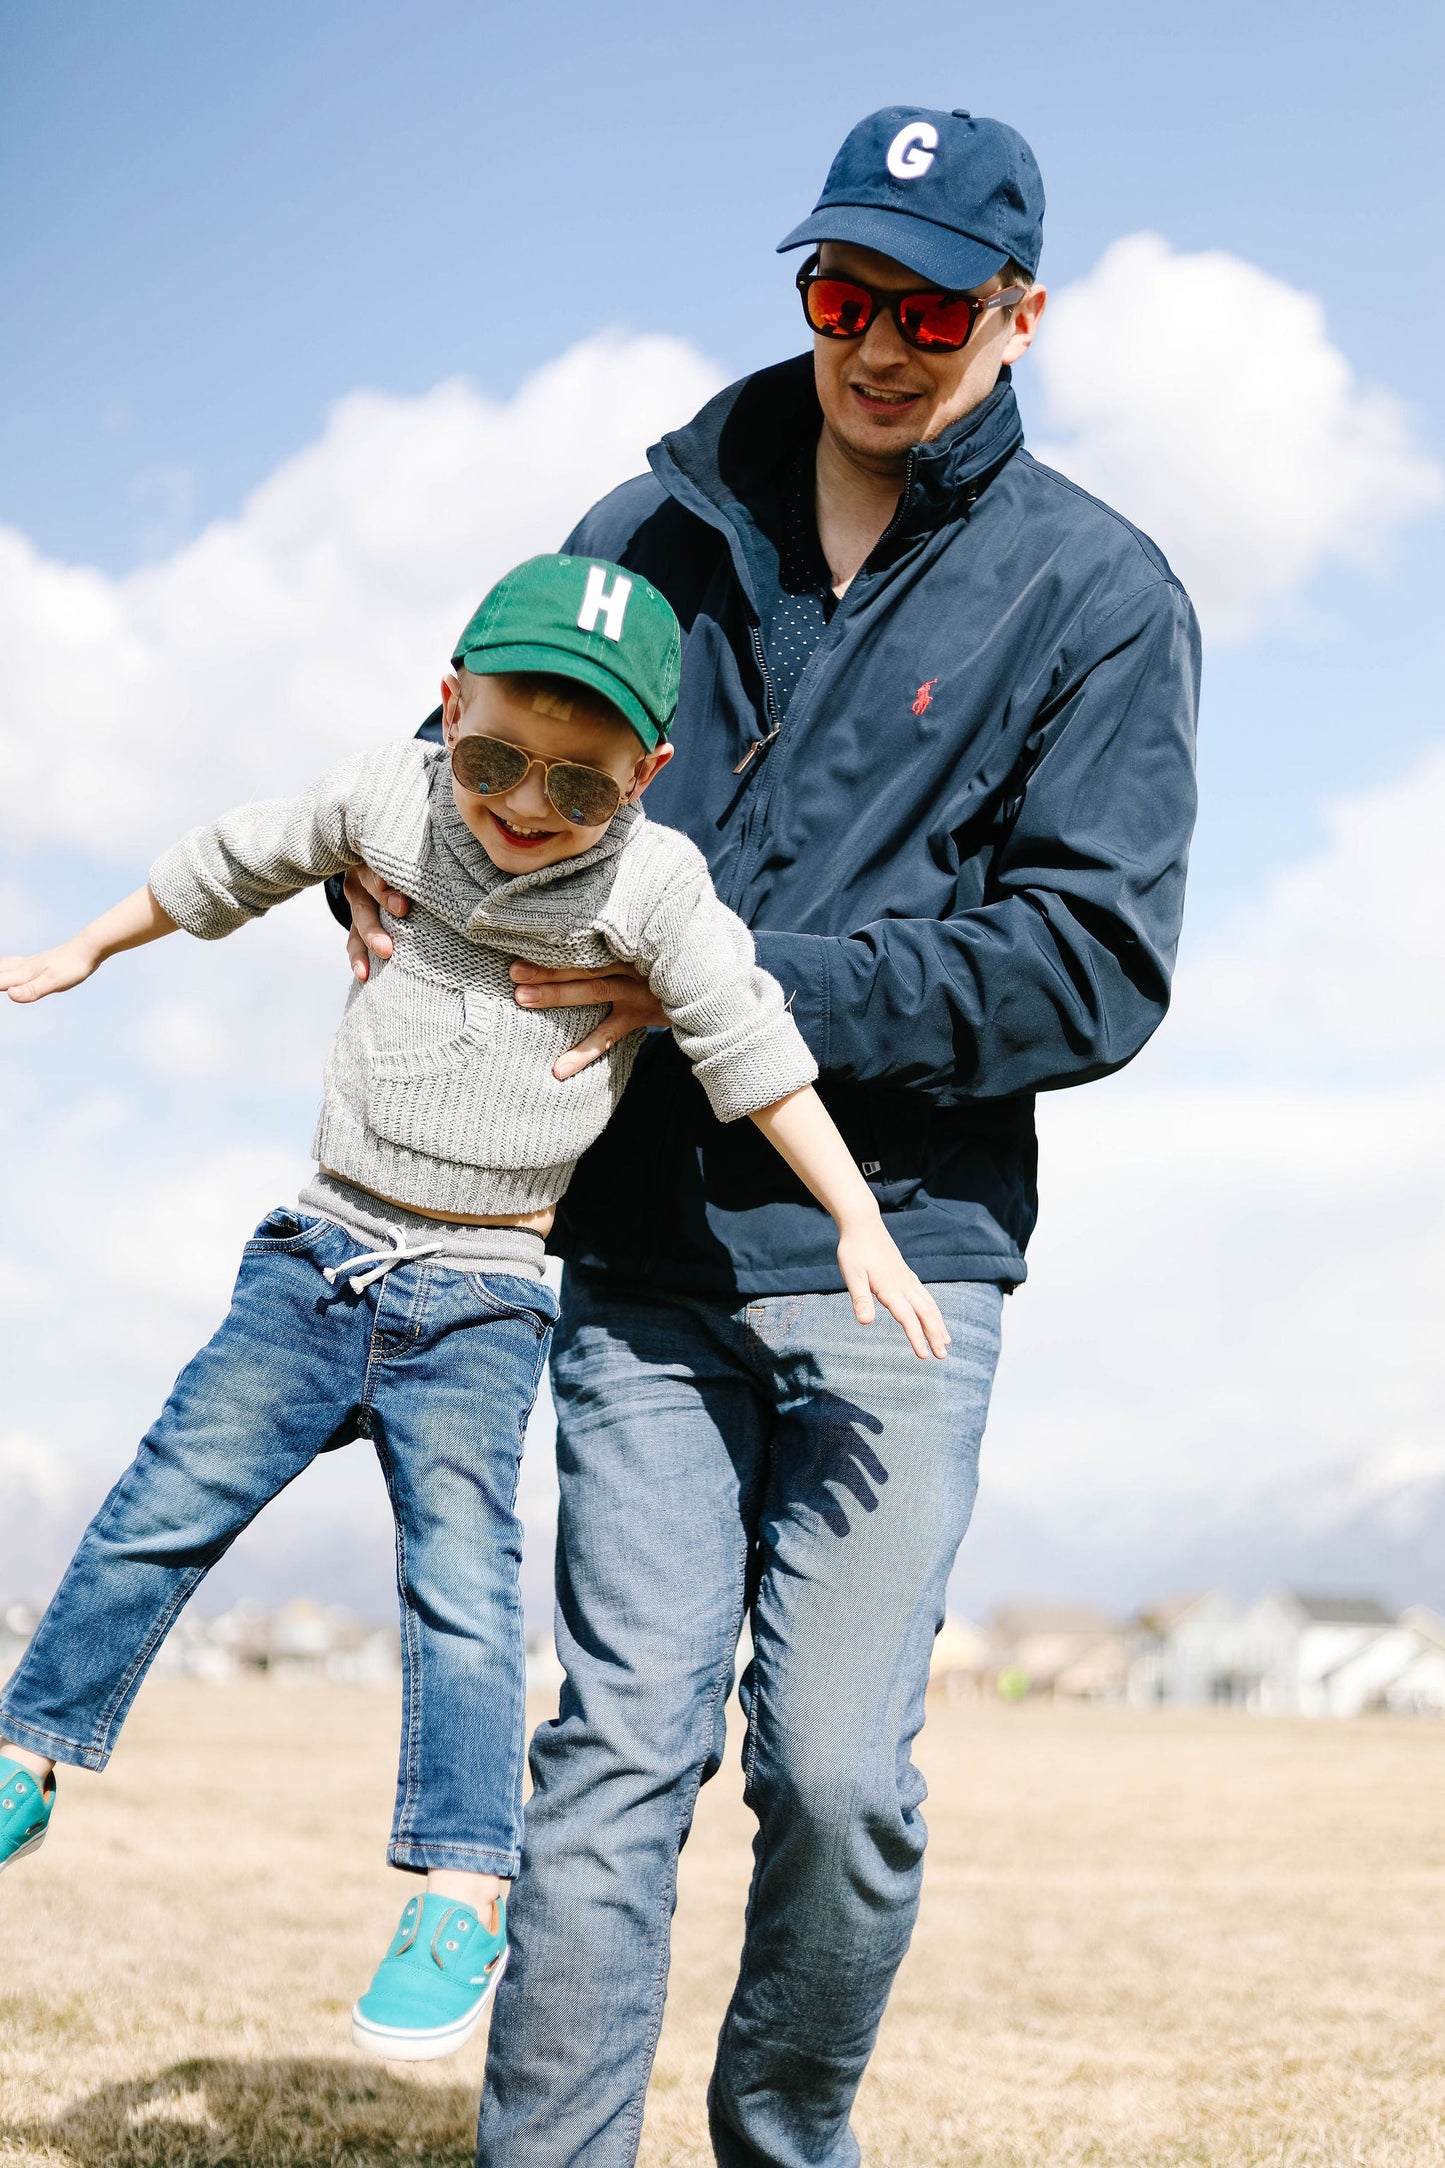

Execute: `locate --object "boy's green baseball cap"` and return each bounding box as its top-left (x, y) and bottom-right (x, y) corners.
top-left (451, 554), bottom-right (681, 752)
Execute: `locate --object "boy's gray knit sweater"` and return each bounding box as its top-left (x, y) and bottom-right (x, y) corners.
top-left (149, 741), bottom-right (817, 1217)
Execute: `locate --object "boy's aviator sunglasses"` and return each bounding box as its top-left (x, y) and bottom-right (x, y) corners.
top-left (796, 255), bottom-right (1025, 353)
top-left (450, 733), bottom-right (625, 826)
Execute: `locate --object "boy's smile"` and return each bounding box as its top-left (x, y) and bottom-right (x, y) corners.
top-left (441, 672), bottom-right (672, 875)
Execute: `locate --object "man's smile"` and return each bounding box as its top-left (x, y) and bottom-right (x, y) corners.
top-left (848, 380), bottom-right (925, 415)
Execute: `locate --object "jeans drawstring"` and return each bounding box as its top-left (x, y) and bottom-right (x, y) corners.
top-left (322, 1226), bottom-right (444, 1296)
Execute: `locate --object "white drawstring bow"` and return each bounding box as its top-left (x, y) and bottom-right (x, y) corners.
top-left (322, 1225), bottom-right (443, 1296)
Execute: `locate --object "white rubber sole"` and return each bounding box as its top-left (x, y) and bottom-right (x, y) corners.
top-left (0, 1827), bottom-right (47, 1876)
top-left (350, 1949), bottom-right (507, 2063)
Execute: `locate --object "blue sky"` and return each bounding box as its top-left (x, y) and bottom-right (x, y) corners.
top-left (2, 1), bottom-right (1443, 1617)
top-left (3, 0), bottom-right (1442, 913)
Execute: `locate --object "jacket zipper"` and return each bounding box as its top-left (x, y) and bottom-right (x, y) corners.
top-left (733, 625), bottom-right (784, 774)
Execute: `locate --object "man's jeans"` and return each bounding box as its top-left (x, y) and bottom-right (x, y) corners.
top-left (479, 1267), bottom-right (1003, 2168)
top-left (0, 1207), bottom-right (556, 1877)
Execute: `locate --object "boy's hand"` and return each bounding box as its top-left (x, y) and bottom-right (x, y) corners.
top-left (1, 938), bottom-right (101, 1003)
top-left (836, 1215), bottom-right (952, 1360)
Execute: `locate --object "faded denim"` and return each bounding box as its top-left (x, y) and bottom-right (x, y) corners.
top-left (0, 1207), bottom-right (556, 1877)
top-left (478, 1268), bottom-right (1003, 2168)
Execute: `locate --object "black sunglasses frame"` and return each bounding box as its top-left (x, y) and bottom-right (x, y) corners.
top-left (796, 254), bottom-right (1026, 354)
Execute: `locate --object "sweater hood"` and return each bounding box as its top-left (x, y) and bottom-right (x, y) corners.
top-left (648, 353), bottom-right (1024, 606)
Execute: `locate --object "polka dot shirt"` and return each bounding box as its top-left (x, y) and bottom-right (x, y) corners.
top-left (763, 448), bottom-right (837, 719)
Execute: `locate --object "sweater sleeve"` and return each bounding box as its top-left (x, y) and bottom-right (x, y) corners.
top-left (620, 844), bottom-right (819, 1123)
top-left (753, 577), bottom-right (1200, 1103)
top-left (149, 747), bottom-right (388, 940)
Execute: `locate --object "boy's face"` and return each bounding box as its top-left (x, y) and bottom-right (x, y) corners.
top-left (441, 672), bottom-right (672, 875)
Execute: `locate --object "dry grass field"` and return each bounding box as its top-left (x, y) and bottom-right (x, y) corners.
top-left (3, 1681), bottom-right (1445, 2167)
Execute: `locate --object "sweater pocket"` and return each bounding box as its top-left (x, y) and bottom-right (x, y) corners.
top-left (366, 983), bottom-right (637, 1173)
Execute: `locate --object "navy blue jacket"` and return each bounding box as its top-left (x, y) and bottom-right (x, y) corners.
top-left (505, 359), bottom-right (1195, 1294)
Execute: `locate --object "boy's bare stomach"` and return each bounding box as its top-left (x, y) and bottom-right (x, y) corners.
top-left (321, 1169), bottom-right (555, 1239)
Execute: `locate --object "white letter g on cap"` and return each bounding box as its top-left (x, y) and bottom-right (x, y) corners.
top-left (886, 121), bottom-right (939, 181)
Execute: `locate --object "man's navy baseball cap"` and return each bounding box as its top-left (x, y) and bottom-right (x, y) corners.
top-left (777, 106), bottom-right (1044, 293)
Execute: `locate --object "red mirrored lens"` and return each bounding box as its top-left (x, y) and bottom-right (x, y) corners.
top-left (805, 278), bottom-right (876, 339)
top-left (896, 292), bottom-right (976, 350)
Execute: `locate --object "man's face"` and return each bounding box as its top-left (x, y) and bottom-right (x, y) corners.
top-left (810, 240), bottom-right (1046, 476)
top-left (441, 673), bottom-right (670, 875)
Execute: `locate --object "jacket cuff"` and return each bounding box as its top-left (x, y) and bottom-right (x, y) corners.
top-left (751, 931), bottom-right (832, 1068)
top-left (147, 845), bottom-right (250, 941)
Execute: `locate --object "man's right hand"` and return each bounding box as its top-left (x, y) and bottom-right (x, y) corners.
top-left (343, 865), bottom-right (413, 982)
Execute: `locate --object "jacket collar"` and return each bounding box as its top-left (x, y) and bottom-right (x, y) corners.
top-left (649, 353), bottom-right (1025, 610)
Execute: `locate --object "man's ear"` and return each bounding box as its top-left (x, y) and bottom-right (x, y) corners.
top-left (625, 741), bottom-right (675, 801)
top-left (1002, 284), bottom-right (1047, 366)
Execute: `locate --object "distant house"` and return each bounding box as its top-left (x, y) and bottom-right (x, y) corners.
top-left (1380, 1606), bottom-right (1445, 1715)
top-left (149, 1598), bottom-right (400, 1685)
top-left (928, 1617), bottom-right (990, 1698)
top-left (1128, 1589), bottom-right (1444, 1716)
top-left (1242, 1593), bottom-right (1406, 1716)
top-left (984, 1603), bottom-right (1128, 1701)
top-left (1128, 1591), bottom-right (1242, 1706)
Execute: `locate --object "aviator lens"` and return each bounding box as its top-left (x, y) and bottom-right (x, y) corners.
top-left (451, 735), bottom-right (530, 796)
top-left (545, 763), bottom-right (622, 827)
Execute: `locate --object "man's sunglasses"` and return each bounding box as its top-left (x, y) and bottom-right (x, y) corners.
top-left (796, 256), bottom-right (1025, 354)
top-left (451, 734), bottom-right (625, 826)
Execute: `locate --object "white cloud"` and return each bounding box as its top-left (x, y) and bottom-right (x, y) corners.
top-left (1171, 746), bottom-right (1445, 1074)
top-left (1032, 232), bottom-right (1443, 639)
top-left (990, 1077), bottom-right (1445, 1509)
top-left (2, 305), bottom-right (1443, 1617)
top-left (0, 332), bottom-right (724, 860)
top-left (0, 1433), bottom-right (76, 1512)
top-left (987, 735), bottom-right (1445, 1514)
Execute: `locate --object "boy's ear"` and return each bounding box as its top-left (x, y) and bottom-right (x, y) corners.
top-left (440, 674), bottom-right (462, 746)
top-left (625, 742), bottom-right (674, 802)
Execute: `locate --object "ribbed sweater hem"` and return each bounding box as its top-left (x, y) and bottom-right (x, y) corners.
top-left (312, 1106), bottom-right (574, 1218)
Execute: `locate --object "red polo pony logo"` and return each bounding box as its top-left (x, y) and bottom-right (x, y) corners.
top-left (912, 678), bottom-right (938, 716)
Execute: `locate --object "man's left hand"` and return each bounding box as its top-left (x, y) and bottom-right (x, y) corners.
top-left (510, 960), bottom-right (666, 1079)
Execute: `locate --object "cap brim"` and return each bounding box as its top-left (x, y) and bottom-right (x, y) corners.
top-left (777, 204), bottom-right (1009, 292)
top-left (453, 641), bottom-right (663, 750)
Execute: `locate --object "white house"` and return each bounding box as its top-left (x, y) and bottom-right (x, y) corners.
top-left (1128, 1591), bottom-right (1242, 1706)
top-left (1129, 1590), bottom-right (1436, 1715)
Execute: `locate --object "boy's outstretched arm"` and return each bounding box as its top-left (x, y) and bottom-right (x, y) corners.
top-left (0, 886), bottom-right (178, 1003)
top-left (750, 1088), bottom-right (952, 1361)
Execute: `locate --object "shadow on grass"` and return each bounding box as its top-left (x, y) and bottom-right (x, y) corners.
top-left (2, 2056), bottom-right (478, 2167)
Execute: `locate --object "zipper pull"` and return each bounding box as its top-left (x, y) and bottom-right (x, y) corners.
top-left (733, 729), bottom-right (779, 776)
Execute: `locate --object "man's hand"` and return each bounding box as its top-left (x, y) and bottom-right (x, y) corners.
top-left (340, 866), bottom-right (663, 1077)
top-left (343, 866), bottom-right (413, 982)
top-left (510, 961), bottom-right (666, 1079)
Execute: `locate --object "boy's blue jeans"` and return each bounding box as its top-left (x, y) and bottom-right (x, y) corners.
top-left (478, 1266), bottom-right (1004, 2168)
top-left (0, 1206), bottom-right (556, 1878)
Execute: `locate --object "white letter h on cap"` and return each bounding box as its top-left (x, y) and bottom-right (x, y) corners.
top-left (578, 564), bottom-right (632, 642)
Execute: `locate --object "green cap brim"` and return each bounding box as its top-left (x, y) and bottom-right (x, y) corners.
top-left (453, 641), bottom-right (665, 752)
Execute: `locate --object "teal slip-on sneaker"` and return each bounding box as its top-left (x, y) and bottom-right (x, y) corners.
top-left (0, 1755), bottom-right (54, 1875)
top-left (352, 1892), bottom-right (507, 2062)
